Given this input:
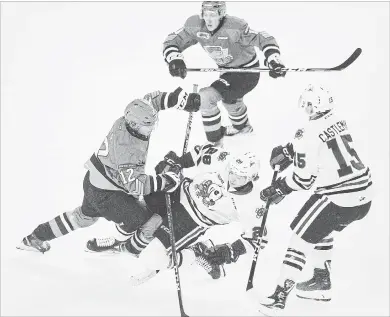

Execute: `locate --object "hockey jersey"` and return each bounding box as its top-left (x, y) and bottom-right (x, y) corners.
top-left (163, 15), bottom-right (280, 68)
top-left (285, 110), bottom-right (373, 207)
top-left (84, 90), bottom-right (189, 197)
top-left (178, 144), bottom-right (265, 249)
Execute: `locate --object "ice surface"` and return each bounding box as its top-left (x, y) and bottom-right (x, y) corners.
top-left (1, 2), bottom-right (389, 316)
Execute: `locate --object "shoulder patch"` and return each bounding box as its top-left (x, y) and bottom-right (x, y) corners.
top-left (294, 128), bottom-right (305, 140)
top-left (217, 151), bottom-right (229, 161)
top-left (259, 31), bottom-right (271, 38)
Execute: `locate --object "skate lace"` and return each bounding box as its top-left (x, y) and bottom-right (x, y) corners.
top-left (195, 256), bottom-right (212, 273)
top-left (96, 237), bottom-right (116, 247)
top-left (225, 125), bottom-right (238, 135)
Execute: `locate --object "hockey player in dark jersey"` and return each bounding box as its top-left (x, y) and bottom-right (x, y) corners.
top-left (16, 87), bottom-right (200, 253)
top-left (163, 1), bottom-right (286, 143)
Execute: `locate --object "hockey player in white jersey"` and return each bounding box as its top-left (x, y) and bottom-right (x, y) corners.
top-left (111, 143), bottom-right (266, 281)
top-left (257, 84), bottom-right (373, 314)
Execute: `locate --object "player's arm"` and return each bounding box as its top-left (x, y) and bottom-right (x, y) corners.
top-left (154, 143), bottom-right (229, 174)
top-left (119, 166), bottom-right (181, 196)
top-left (162, 16), bottom-right (199, 79)
top-left (260, 134), bottom-right (319, 204)
top-left (143, 87), bottom-right (200, 114)
top-left (238, 21), bottom-right (286, 78)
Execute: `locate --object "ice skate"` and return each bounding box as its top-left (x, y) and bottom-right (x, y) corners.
top-left (258, 279), bottom-right (295, 316)
top-left (190, 240), bottom-right (226, 280)
top-left (224, 123), bottom-right (253, 137)
top-left (16, 234), bottom-right (51, 253)
top-left (296, 260), bottom-right (332, 301)
top-left (86, 237), bottom-right (124, 254)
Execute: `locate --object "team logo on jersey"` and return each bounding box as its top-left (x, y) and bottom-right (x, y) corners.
top-left (197, 32), bottom-right (210, 39)
top-left (195, 179), bottom-right (223, 207)
top-left (217, 151), bottom-right (229, 161)
top-left (255, 207), bottom-right (266, 219)
top-left (204, 46), bottom-right (233, 65)
top-left (294, 128), bottom-right (305, 140)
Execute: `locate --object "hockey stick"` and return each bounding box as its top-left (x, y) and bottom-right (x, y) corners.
top-left (246, 165), bottom-right (280, 291)
top-left (164, 84), bottom-right (197, 317)
top-left (187, 48), bottom-right (362, 74)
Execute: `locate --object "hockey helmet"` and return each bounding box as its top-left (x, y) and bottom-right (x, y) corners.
top-left (298, 84), bottom-right (334, 116)
top-left (201, 1), bottom-right (226, 19)
top-left (228, 152), bottom-right (260, 188)
top-left (124, 98), bottom-right (158, 137)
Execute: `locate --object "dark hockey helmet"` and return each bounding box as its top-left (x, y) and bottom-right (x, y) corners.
top-left (201, 1), bottom-right (227, 19)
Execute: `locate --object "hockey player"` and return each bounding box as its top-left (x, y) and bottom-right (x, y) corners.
top-left (256, 84), bottom-right (373, 314)
top-left (163, 1), bottom-right (285, 144)
top-left (17, 87), bottom-right (200, 254)
top-left (114, 143), bottom-right (267, 283)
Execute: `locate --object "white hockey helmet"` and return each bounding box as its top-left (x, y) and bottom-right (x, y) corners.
top-left (124, 98), bottom-right (158, 137)
top-left (298, 84), bottom-right (334, 117)
top-left (201, 1), bottom-right (227, 18)
top-left (228, 152), bottom-right (260, 188)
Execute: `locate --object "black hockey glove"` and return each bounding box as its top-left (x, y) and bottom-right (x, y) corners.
top-left (203, 240), bottom-right (246, 265)
top-left (270, 142), bottom-right (294, 172)
top-left (168, 87), bottom-right (200, 113)
top-left (155, 151), bottom-right (183, 175)
top-left (265, 53), bottom-right (286, 79)
top-left (260, 177), bottom-right (293, 205)
top-left (169, 59), bottom-right (187, 79)
top-left (157, 170), bottom-right (182, 193)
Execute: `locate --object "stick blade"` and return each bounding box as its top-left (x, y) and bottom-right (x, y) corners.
top-left (331, 48), bottom-right (362, 70)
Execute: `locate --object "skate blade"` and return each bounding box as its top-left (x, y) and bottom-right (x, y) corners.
top-left (129, 270), bottom-right (159, 286)
top-left (84, 247), bottom-right (120, 255)
top-left (296, 294), bottom-right (331, 302)
top-left (16, 244), bottom-right (45, 253)
top-left (258, 304), bottom-right (283, 317)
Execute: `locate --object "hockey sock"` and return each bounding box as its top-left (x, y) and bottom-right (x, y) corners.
top-left (32, 212), bottom-right (77, 241)
top-left (224, 101), bottom-right (249, 130)
top-left (313, 236), bottom-right (334, 269)
top-left (124, 228), bottom-right (153, 256)
top-left (202, 107), bottom-right (223, 142)
top-left (276, 233), bottom-right (314, 286)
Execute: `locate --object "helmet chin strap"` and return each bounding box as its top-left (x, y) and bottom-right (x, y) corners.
top-left (228, 181), bottom-right (254, 195)
top-left (125, 122), bottom-right (150, 141)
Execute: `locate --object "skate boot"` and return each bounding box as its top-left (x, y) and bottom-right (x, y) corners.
top-left (296, 260), bottom-right (332, 301)
top-left (224, 123), bottom-right (253, 137)
top-left (258, 279), bottom-right (295, 315)
top-left (86, 237), bottom-right (123, 254)
top-left (190, 240), bottom-right (226, 280)
top-left (16, 233), bottom-right (51, 253)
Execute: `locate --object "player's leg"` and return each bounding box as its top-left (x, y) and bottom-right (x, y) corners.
top-left (295, 199), bottom-right (371, 301)
top-left (136, 202), bottom-right (208, 275)
top-left (85, 189), bottom-right (157, 254)
top-left (213, 72), bottom-right (260, 136)
top-left (198, 86), bottom-right (224, 143)
top-left (258, 194), bottom-right (333, 313)
top-left (17, 172), bottom-right (100, 253)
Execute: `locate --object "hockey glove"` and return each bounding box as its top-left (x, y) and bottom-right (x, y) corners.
top-left (270, 142), bottom-right (294, 172)
top-left (157, 170), bottom-right (182, 193)
top-left (260, 177), bottom-right (293, 205)
top-left (155, 151), bottom-right (183, 174)
top-left (265, 53), bottom-right (286, 79)
top-left (168, 87), bottom-right (200, 112)
top-left (203, 240), bottom-right (247, 265)
top-left (168, 53), bottom-right (187, 79)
